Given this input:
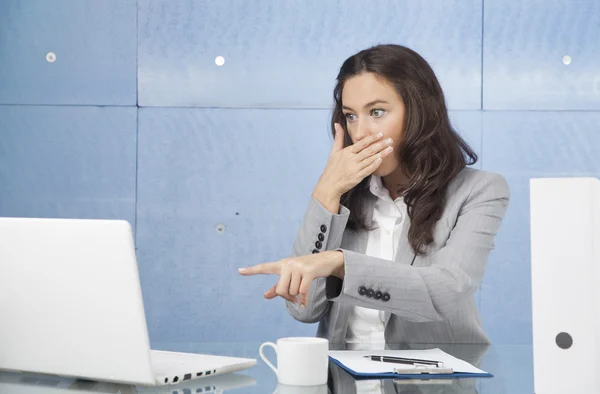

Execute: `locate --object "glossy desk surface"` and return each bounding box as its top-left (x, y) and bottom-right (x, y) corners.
top-left (0, 342), bottom-right (533, 393)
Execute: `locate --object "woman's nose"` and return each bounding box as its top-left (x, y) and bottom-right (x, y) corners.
top-left (352, 119), bottom-right (375, 142)
top-left (354, 127), bottom-right (376, 143)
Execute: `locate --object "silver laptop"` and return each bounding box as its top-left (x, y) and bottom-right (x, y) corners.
top-left (0, 217), bottom-right (256, 386)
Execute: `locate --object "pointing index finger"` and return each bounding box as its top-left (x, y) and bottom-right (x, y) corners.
top-left (238, 262), bottom-right (281, 276)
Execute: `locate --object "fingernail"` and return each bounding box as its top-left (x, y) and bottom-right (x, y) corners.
top-left (377, 132), bottom-right (383, 138)
top-left (385, 138), bottom-right (393, 145)
top-left (238, 268), bottom-right (247, 273)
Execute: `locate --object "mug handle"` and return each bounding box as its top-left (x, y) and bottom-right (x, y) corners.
top-left (259, 342), bottom-right (278, 374)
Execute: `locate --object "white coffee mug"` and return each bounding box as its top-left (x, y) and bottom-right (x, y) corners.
top-left (259, 337), bottom-right (329, 386)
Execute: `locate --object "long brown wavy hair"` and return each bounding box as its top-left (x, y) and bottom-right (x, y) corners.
top-left (331, 44), bottom-right (477, 255)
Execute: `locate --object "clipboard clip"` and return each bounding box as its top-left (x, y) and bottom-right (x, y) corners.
top-left (393, 365), bottom-right (454, 375)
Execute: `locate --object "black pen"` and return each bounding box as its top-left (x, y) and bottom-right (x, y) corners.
top-left (363, 355), bottom-right (443, 367)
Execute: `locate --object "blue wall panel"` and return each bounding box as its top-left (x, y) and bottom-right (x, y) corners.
top-left (138, 0), bottom-right (482, 110)
top-left (481, 111), bottom-right (600, 344)
top-left (0, 106), bottom-right (137, 227)
top-left (0, 0), bottom-right (137, 106)
top-left (136, 107), bottom-right (335, 342)
top-left (2, 0), bottom-right (598, 346)
top-left (483, 0), bottom-right (600, 110)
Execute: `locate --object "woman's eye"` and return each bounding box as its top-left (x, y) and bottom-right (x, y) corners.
top-left (371, 109), bottom-right (386, 118)
top-left (345, 113), bottom-right (357, 121)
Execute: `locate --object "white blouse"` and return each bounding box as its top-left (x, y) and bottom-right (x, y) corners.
top-left (345, 175), bottom-right (408, 393)
top-left (345, 174), bottom-right (407, 346)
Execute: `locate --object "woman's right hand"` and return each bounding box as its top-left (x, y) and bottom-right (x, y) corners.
top-left (315, 123), bottom-right (395, 198)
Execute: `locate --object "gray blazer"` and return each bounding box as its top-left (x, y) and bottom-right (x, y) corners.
top-left (286, 167), bottom-right (510, 344)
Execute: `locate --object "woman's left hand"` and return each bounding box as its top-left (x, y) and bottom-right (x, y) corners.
top-left (238, 251), bottom-right (344, 308)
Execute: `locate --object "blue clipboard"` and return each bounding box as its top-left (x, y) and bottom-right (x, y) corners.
top-left (329, 356), bottom-right (494, 380)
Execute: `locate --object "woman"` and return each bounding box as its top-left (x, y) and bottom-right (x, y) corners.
top-left (239, 44), bottom-right (509, 345)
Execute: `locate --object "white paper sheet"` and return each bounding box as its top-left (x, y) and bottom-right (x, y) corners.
top-left (329, 348), bottom-right (488, 374)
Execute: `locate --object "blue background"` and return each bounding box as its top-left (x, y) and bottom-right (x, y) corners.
top-left (1, 0), bottom-right (599, 345)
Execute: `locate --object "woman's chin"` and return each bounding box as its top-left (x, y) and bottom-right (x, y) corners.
top-left (373, 160), bottom-right (398, 177)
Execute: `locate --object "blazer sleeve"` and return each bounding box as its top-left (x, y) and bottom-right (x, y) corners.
top-left (325, 172), bottom-right (510, 323)
top-left (285, 195), bottom-right (350, 323)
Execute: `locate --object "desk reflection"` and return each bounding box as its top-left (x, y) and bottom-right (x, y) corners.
top-left (0, 342), bottom-right (501, 394)
top-left (0, 371), bottom-right (256, 393)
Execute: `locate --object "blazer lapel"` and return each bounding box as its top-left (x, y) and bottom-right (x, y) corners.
top-left (395, 211), bottom-right (415, 265)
